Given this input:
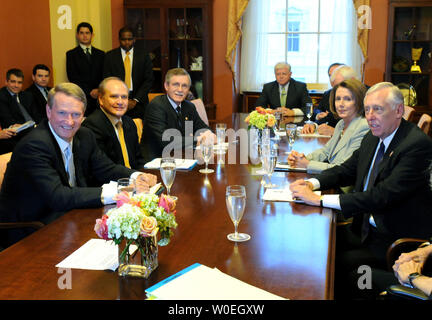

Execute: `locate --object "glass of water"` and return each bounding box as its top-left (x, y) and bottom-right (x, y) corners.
top-left (226, 185), bottom-right (250, 242)
top-left (285, 123), bottom-right (297, 152)
top-left (215, 123), bottom-right (227, 154)
top-left (160, 158), bottom-right (177, 200)
top-left (199, 142), bottom-right (214, 174)
top-left (305, 103), bottom-right (313, 123)
top-left (117, 178), bottom-right (136, 195)
top-left (262, 147), bottom-right (278, 188)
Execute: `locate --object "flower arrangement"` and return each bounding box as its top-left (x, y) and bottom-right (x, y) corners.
top-left (95, 192), bottom-right (178, 246)
top-left (244, 106), bottom-right (276, 130)
top-left (94, 192), bottom-right (177, 278)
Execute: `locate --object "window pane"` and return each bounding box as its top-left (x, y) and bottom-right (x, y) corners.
top-left (318, 33), bottom-right (351, 83)
top-left (288, 0), bottom-right (319, 32)
top-left (263, 34), bottom-right (286, 84)
top-left (268, 0), bottom-right (287, 33)
top-left (287, 34), bottom-right (318, 83)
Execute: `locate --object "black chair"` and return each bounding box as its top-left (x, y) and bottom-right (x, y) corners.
top-left (383, 238), bottom-right (431, 300)
top-left (0, 221), bottom-right (45, 251)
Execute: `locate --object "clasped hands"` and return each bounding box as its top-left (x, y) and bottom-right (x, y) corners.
top-left (289, 179), bottom-right (321, 206)
top-left (392, 246), bottom-right (430, 286)
top-left (287, 150), bottom-right (309, 169)
top-left (135, 172), bottom-right (158, 193)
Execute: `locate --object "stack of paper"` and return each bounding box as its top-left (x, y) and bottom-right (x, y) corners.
top-left (298, 133), bottom-right (331, 138)
top-left (275, 162), bottom-right (307, 172)
top-left (144, 158), bottom-right (197, 170)
top-left (13, 120), bottom-right (35, 133)
top-left (262, 188), bottom-right (321, 202)
top-left (146, 263), bottom-right (286, 300)
top-left (55, 239), bottom-right (119, 271)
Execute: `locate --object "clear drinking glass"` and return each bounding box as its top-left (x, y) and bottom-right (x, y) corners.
top-left (274, 110), bottom-right (282, 131)
top-left (285, 123), bottom-right (297, 152)
top-left (215, 123), bottom-right (227, 154)
top-left (262, 147), bottom-right (278, 188)
top-left (199, 142), bottom-right (214, 174)
top-left (117, 178), bottom-right (136, 195)
top-left (226, 185), bottom-right (250, 242)
top-left (305, 103), bottom-right (314, 123)
top-left (160, 158), bottom-right (177, 200)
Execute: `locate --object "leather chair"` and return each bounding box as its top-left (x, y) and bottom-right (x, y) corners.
top-left (403, 105), bottom-right (415, 122)
top-left (148, 93), bottom-right (164, 102)
top-left (0, 152), bottom-right (44, 250)
top-left (384, 238), bottom-right (431, 300)
top-left (417, 113), bottom-right (432, 135)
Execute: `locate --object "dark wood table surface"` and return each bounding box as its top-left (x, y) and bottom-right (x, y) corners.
top-left (0, 114), bottom-right (335, 300)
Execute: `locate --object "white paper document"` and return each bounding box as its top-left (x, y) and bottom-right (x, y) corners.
top-left (196, 142), bottom-right (229, 150)
top-left (13, 120), bottom-right (35, 133)
top-left (144, 158), bottom-right (197, 170)
top-left (298, 133), bottom-right (331, 138)
top-left (146, 263), bottom-right (286, 300)
top-left (55, 239), bottom-right (119, 271)
top-left (262, 188), bottom-right (321, 202)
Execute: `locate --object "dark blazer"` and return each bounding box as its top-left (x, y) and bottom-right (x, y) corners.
top-left (25, 83), bottom-right (51, 119)
top-left (317, 119), bottom-right (432, 241)
top-left (82, 108), bottom-right (145, 169)
top-left (141, 95), bottom-right (210, 162)
top-left (314, 88), bottom-right (338, 127)
top-left (66, 45), bottom-right (105, 115)
top-left (0, 87), bottom-right (42, 128)
top-left (0, 120), bottom-right (134, 228)
top-left (254, 79), bottom-right (312, 114)
top-left (103, 46), bottom-right (154, 119)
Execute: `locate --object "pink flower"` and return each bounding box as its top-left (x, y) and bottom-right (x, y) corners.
top-left (140, 215), bottom-right (158, 237)
top-left (94, 215), bottom-right (109, 240)
top-left (158, 194), bottom-right (177, 214)
top-left (113, 191), bottom-right (131, 208)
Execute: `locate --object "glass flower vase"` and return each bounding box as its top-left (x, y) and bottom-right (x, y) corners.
top-left (118, 235), bottom-right (158, 278)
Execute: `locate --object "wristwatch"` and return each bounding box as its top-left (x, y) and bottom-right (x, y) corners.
top-left (408, 272), bottom-right (421, 287)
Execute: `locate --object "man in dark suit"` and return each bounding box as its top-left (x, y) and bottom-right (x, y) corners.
top-left (141, 68), bottom-right (214, 162)
top-left (0, 69), bottom-right (41, 150)
top-left (103, 26), bottom-right (154, 120)
top-left (0, 82), bottom-right (157, 247)
top-left (25, 64), bottom-right (51, 118)
top-left (290, 82), bottom-right (432, 299)
top-left (254, 62), bottom-right (312, 116)
top-left (66, 22), bottom-right (105, 116)
top-left (83, 77), bottom-right (145, 170)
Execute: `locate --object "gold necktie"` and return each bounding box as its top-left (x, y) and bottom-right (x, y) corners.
top-left (124, 52), bottom-right (131, 90)
top-left (116, 121), bottom-right (130, 168)
top-left (280, 87), bottom-right (287, 107)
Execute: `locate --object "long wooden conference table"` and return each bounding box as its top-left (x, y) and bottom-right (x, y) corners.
top-left (0, 113), bottom-right (335, 300)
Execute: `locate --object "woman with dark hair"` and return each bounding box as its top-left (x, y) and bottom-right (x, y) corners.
top-left (288, 79), bottom-right (369, 174)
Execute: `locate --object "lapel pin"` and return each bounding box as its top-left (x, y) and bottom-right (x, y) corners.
top-left (389, 151), bottom-right (393, 157)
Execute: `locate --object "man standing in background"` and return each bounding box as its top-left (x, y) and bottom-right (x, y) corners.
top-left (66, 22), bottom-right (105, 116)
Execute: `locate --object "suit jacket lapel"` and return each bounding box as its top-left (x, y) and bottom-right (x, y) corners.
top-left (374, 120), bottom-right (407, 180)
top-left (43, 120), bottom-right (70, 186)
top-left (332, 117), bottom-right (359, 156)
top-left (271, 82), bottom-right (281, 107)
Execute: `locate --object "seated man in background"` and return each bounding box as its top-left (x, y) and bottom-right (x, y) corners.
top-left (0, 68), bottom-right (42, 150)
top-left (141, 68), bottom-right (214, 162)
top-left (254, 62), bottom-right (311, 116)
top-left (0, 82), bottom-right (156, 247)
top-left (83, 77), bottom-right (145, 169)
top-left (303, 65), bottom-right (359, 136)
top-left (290, 82), bottom-right (432, 299)
top-left (25, 64), bottom-right (52, 118)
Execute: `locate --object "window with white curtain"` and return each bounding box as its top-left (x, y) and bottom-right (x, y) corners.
top-left (240, 0), bottom-right (363, 92)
